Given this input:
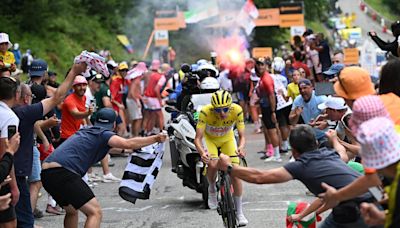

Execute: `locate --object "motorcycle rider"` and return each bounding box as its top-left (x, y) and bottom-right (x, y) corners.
top-left (194, 90), bottom-right (248, 226)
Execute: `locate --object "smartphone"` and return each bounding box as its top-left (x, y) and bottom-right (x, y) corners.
top-left (7, 125), bottom-right (16, 140)
top-left (369, 186), bottom-right (384, 201)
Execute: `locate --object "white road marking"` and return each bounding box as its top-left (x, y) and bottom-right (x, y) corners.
top-left (161, 205), bottom-right (170, 209)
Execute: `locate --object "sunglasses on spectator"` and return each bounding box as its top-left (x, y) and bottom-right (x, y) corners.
top-left (214, 107), bottom-right (230, 113)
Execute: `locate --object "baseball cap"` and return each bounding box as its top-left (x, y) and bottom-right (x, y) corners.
top-left (107, 60), bottom-right (118, 68)
top-left (323, 63), bottom-right (345, 76)
top-left (0, 33), bottom-right (12, 48)
top-left (118, 62), bottom-right (129, 71)
top-left (29, 59), bottom-right (48, 77)
top-left (334, 66), bottom-right (375, 100)
top-left (318, 97), bottom-right (347, 110)
top-left (95, 108), bottom-right (117, 130)
top-left (356, 117), bottom-right (400, 169)
top-left (255, 57), bottom-right (266, 64)
top-left (48, 71), bottom-right (57, 77)
top-left (30, 83), bottom-right (46, 104)
top-left (72, 75), bottom-right (88, 86)
top-left (298, 79), bottom-right (312, 87)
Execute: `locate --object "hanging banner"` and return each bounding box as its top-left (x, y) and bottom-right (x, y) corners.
top-left (154, 30), bottom-right (169, 47)
top-left (254, 8), bottom-right (280, 27)
top-left (252, 47), bottom-right (273, 59)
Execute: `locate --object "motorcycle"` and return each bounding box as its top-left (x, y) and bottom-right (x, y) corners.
top-left (165, 73), bottom-right (220, 208)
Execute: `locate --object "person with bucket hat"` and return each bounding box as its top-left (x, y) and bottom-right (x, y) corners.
top-left (218, 124), bottom-right (374, 228)
top-left (318, 95), bottom-right (398, 217)
top-left (333, 66), bottom-right (375, 108)
top-left (355, 117), bottom-right (400, 227)
top-left (41, 108), bottom-right (167, 228)
top-left (0, 33), bottom-right (16, 76)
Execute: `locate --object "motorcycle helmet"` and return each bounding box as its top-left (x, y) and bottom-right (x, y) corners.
top-left (211, 90), bottom-right (232, 108)
top-left (200, 77), bottom-right (220, 90)
top-left (272, 57), bottom-right (285, 72)
top-left (198, 63), bottom-right (219, 77)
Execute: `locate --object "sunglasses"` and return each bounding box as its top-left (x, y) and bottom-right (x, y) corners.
top-left (214, 107), bottom-right (230, 113)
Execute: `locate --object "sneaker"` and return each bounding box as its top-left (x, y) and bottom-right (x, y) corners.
top-left (88, 173), bottom-right (102, 182)
top-left (46, 204), bottom-right (64, 215)
top-left (103, 173), bottom-right (121, 183)
top-left (208, 191), bottom-right (218, 210)
top-left (259, 154), bottom-right (270, 160)
top-left (264, 157), bottom-right (282, 163)
top-left (237, 213), bottom-right (248, 226)
top-left (33, 208), bottom-right (44, 219)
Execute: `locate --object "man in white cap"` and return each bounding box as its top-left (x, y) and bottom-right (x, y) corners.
top-left (316, 96), bottom-right (352, 140)
top-left (0, 33), bottom-right (16, 76)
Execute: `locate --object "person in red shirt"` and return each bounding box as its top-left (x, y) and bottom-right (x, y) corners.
top-left (142, 59), bottom-right (166, 134)
top-left (255, 58), bottom-right (281, 162)
top-left (110, 62), bottom-right (128, 136)
top-left (60, 76), bottom-right (93, 142)
top-left (292, 51), bottom-right (312, 82)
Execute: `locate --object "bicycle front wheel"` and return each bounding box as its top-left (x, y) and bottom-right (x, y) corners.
top-left (223, 174), bottom-right (237, 228)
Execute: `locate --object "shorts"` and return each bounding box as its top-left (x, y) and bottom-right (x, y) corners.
top-left (276, 105), bottom-right (292, 127)
top-left (28, 147), bottom-right (41, 183)
top-left (261, 106), bottom-right (276, 130)
top-left (142, 96), bottom-right (161, 111)
top-left (249, 92), bottom-right (259, 106)
top-left (41, 167), bottom-right (95, 209)
top-left (233, 92), bottom-right (249, 103)
top-left (126, 98), bottom-right (142, 120)
top-left (203, 134), bottom-right (239, 164)
top-left (0, 185), bottom-right (16, 223)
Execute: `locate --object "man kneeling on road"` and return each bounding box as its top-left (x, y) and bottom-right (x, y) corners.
top-left (41, 108), bottom-right (167, 228)
top-left (218, 124), bottom-right (375, 228)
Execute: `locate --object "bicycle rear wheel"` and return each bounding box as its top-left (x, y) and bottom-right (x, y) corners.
top-left (222, 174), bottom-right (237, 228)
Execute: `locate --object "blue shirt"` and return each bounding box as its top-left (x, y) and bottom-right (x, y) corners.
top-left (45, 126), bottom-right (115, 177)
top-left (13, 103), bottom-right (43, 176)
top-left (292, 92), bottom-right (327, 139)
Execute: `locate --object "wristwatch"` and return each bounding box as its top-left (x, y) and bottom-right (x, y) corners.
top-left (227, 164), bottom-right (233, 175)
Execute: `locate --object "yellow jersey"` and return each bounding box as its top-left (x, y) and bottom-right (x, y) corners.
top-left (0, 51), bottom-right (15, 65)
top-left (197, 103), bottom-right (245, 139)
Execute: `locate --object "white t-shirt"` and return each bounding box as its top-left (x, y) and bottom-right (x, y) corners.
top-left (218, 70), bottom-right (233, 92)
top-left (271, 74), bottom-right (292, 110)
top-left (0, 101), bottom-right (20, 138)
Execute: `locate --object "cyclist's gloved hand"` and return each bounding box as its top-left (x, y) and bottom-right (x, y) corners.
top-left (218, 154), bottom-right (231, 171)
top-left (201, 152), bottom-right (210, 164)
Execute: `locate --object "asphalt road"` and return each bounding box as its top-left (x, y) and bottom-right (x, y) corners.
top-left (338, 0), bottom-right (394, 42)
top-left (34, 123), bottom-right (315, 228)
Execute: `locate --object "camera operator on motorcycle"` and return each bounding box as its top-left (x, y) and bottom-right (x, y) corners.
top-left (194, 90), bottom-right (248, 226)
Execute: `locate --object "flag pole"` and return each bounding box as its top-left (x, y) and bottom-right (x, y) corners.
top-left (143, 30), bottom-right (155, 59)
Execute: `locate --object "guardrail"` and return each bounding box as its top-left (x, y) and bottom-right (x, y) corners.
top-left (359, 0), bottom-right (394, 34)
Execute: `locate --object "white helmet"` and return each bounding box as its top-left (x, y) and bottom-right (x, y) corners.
top-left (272, 57), bottom-right (285, 72)
top-left (200, 77), bottom-right (220, 90)
top-left (198, 63), bottom-right (219, 76)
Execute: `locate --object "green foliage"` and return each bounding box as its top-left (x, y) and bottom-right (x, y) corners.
top-left (366, 0), bottom-right (400, 22)
top-left (0, 0), bottom-right (135, 80)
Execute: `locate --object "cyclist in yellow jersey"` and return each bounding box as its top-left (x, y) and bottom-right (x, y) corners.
top-left (194, 90), bottom-right (248, 226)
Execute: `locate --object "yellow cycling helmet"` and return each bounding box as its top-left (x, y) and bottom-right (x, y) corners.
top-left (211, 90), bottom-right (232, 108)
